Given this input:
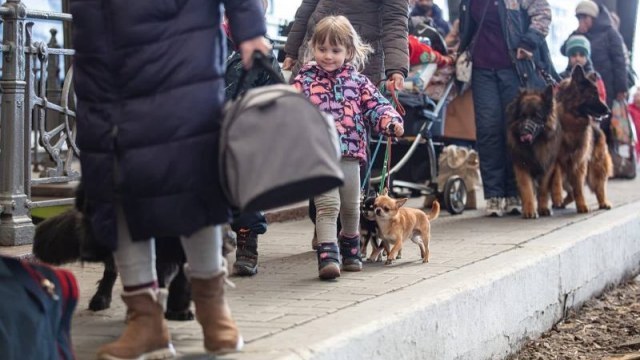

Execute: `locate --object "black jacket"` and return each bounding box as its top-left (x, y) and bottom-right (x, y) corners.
top-left (71, 0), bottom-right (266, 249)
top-left (561, 4), bottom-right (628, 106)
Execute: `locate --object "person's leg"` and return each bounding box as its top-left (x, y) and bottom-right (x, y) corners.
top-left (230, 211), bottom-right (266, 276)
top-left (471, 68), bottom-right (507, 216)
top-left (180, 225), bottom-right (242, 354)
top-left (338, 159), bottom-right (363, 272)
top-left (314, 182), bottom-right (342, 280)
top-left (97, 206), bottom-right (175, 360)
top-left (497, 68), bottom-right (524, 214)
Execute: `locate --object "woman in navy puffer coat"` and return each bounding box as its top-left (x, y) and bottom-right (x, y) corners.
top-left (71, 0), bottom-right (270, 358)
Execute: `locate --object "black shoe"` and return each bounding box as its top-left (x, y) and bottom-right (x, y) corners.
top-left (233, 229), bottom-right (258, 276)
top-left (339, 235), bottom-right (362, 272)
top-left (317, 242), bottom-right (341, 280)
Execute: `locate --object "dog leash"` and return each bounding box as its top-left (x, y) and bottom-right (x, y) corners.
top-left (361, 134), bottom-right (384, 193)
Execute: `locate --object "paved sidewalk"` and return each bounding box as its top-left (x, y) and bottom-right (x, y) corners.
top-left (5, 178), bottom-right (640, 359)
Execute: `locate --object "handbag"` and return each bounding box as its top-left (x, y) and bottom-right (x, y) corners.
top-left (610, 99), bottom-right (637, 179)
top-left (0, 256), bottom-right (78, 360)
top-left (220, 52), bottom-right (344, 211)
top-left (455, 0), bottom-right (491, 83)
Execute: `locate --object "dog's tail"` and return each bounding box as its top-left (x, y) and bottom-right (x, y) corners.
top-left (428, 200), bottom-right (440, 221)
top-left (33, 209), bottom-right (83, 265)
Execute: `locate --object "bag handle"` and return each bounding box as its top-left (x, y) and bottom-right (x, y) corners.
top-left (467, 0), bottom-right (491, 55)
top-left (233, 51), bottom-right (285, 100)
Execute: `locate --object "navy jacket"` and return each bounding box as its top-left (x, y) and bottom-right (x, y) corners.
top-left (70, 0), bottom-right (266, 249)
top-left (458, 0), bottom-right (558, 89)
top-left (561, 4), bottom-right (628, 106)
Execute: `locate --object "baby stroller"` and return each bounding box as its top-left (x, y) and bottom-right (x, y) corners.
top-left (368, 25), bottom-right (469, 215)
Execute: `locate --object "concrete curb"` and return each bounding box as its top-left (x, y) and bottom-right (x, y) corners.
top-left (240, 201), bottom-right (640, 360)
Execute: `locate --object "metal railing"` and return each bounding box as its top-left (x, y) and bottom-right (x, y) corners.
top-left (0, 0), bottom-right (77, 245)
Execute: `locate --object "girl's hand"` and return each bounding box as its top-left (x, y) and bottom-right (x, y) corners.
top-left (386, 73), bottom-right (405, 91)
top-left (387, 123), bottom-right (404, 138)
top-left (283, 56), bottom-right (296, 70)
top-left (239, 36), bottom-right (272, 69)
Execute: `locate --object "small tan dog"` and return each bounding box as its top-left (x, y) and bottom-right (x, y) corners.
top-left (372, 193), bottom-right (440, 265)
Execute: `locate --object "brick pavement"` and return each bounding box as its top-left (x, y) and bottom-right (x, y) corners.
top-left (4, 178), bottom-right (640, 359)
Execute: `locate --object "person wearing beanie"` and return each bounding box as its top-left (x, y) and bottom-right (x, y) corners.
top-left (576, 1), bottom-right (599, 19)
top-left (561, 1), bottom-right (629, 144)
top-left (560, 35), bottom-right (607, 103)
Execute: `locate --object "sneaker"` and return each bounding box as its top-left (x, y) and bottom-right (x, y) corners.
top-left (485, 197), bottom-right (504, 217)
top-left (339, 234), bottom-right (363, 272)
top-left (316, 242), bottom-right (341, 280)
top-left (233, 229), bottom-right (258, 276)
top-left (504, 196), bottom-right (522, 215)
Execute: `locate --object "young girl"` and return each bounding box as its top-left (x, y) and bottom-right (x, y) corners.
top-left (292, 16), bottom-right (404, 280)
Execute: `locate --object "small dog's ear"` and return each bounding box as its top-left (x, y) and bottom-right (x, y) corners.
top-left (395, 198), bottom-right (408, 208)
top-left (382, 188), bottom-right (389, 196)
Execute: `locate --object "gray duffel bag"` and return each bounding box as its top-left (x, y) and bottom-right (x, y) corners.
top-left (220, 54), bottom-right (343, 212)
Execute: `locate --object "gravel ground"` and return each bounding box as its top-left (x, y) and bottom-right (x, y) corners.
top-left (508, 276), bottom-right (640, 360)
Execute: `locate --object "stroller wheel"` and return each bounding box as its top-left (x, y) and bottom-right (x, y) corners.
top-left (442, 176), bottom-right (467, 215)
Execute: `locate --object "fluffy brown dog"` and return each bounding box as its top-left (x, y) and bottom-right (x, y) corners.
top-left (552, 65), bottom-right (613, 213)
top-left (506, 85), bottom-right (562, 219)
top-left (372, 194), bottom-right (440, 265)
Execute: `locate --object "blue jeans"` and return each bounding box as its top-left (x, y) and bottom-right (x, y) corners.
top-left (231, 211), bottom-right (267, 235)
top-left (471, 68), bottom-right (520, 199)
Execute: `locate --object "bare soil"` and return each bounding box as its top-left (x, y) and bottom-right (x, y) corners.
top-left (508, 276), bottom-right (640, 360)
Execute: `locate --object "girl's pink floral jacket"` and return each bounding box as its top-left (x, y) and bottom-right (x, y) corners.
top-left (293, 63), bottom-right (403, 164)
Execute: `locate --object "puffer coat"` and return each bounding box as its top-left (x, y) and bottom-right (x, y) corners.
top-left (70, 0), bottom-right (266, 250)
top-left (561, 4), bottom-right (628, 106)
top-left (283, 0), bottom-right (410, 84)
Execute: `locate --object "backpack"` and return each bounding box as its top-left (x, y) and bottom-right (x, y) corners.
top-left (219, 53), bottom-right (344, 211)
top-left (0, 256), bottom-right (78, 360)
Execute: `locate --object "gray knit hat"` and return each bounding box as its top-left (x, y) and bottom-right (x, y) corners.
top-left (565, 35), bottom-right (591, 57)
top-left (576, 1), bottom-right (599, 18)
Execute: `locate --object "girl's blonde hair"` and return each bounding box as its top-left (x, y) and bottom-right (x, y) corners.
top-left (305, 15), bottom-right (373, 71)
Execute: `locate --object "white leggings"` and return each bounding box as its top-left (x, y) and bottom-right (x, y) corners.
top-left (314, 159), bottom-right (361, 244)
top-left (113, 206), bottom-right (224, 287)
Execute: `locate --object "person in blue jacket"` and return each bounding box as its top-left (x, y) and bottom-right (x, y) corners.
top-left (69, 0), bottom-right (271, 358)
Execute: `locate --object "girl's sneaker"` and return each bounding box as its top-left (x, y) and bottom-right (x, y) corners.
top-left (339, 235), bottom-right (362, 272)
top-left (316, 242), bottom-right (341, 280)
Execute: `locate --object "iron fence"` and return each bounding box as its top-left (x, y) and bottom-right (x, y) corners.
top-left (0, 0), bottom-right (76, 245)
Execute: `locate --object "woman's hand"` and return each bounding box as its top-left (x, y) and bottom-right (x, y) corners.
top-left (386, 73), bottom-right (405, 91)
top-left (239, 36), bottom-right (272, 69)
top-left (282, 56), bottom-right (296, 70)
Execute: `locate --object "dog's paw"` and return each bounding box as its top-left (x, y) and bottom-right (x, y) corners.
top-left (576, 204), bottom-right (590, 213)
top-left (384, 259), bottom-right (396, 265)
top-left (422, 258), bottom-right (429, 264)
top-left (522, 210), bottom-right (539, 219)
top-left (599, 202), bottom-right (612, 210)
top-left (165, 310), bottom-right (195, 321)
top-left (538, 208), bottom-right (552, 217)
top-left (88, 294), bottom-right (112, 312)
top-left (552, 203), bottom-right (565, 209)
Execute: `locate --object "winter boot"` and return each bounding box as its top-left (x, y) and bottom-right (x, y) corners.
top-left (233, 229), bottom-right (258, 276)
top-left (96, 288), bottom-right (175, 360)
top-left (189, 266), bottom-right (243, 355)
top-left (316, 242), bottom-right (341, 280)
top-left (339, 234), bottom-right (363, 272)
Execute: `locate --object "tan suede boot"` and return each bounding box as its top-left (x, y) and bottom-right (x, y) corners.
top-left (189, 268), bottom-right (243, 355)
top-left (96, 288), bottom-right (175, 360)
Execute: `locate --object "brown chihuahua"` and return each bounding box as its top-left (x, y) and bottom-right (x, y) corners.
top-left (372, 193), bottom-right (440, 265)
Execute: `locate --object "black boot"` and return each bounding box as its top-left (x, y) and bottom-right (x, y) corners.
top-left (339, 234), bottom-right (362, 272)
top-left (233, 229), bottom-right (258, 276)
